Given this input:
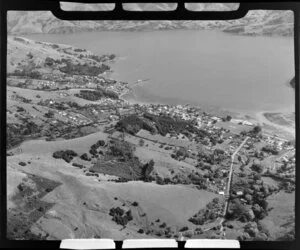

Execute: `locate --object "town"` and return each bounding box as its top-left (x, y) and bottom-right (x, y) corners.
top-left (7, 36), bottom-right (295, 241)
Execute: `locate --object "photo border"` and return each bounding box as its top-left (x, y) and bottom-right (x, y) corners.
top-left (0, 1), bottom-right (299, 249)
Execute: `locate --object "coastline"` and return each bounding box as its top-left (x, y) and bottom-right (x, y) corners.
top-left (119, 83), bottom-right (295, 140)
top-left (255, 110), bottom-right (295, 140)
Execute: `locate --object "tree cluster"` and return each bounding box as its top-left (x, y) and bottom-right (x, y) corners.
top-left (75, 89), bottom-right (118, 101)
top-left (109, 207), bottom-right (133, 226)
top-left (52, 150), bottom-right (78, 163)
top-left (59, 60), bottom-right (110, 76)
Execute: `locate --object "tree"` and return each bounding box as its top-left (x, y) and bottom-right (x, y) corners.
top-left (139, 139), bottom-right (145, 147)
top-left (44, 110), bottom-right (54, 118)
top-left (176, 147), bottom-right (188, 159)
top-left (45, 57), bottom-right (55, 66)
top-left (251, 163), bottom-right (264, 173)
top-left (141, 159), bottom-right (154, 182)
top-left (80, 153), bottom-right (90, 161)
top-left (229, 201), bottom-right (249, 220)
top-left (252, 125), bottom-right (262, 134)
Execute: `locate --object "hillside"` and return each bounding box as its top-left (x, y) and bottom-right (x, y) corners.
top-left (7, 3), bottom-right (293, 36)
top-left (6, 24), bottom-right (295, 240)
top-left (6, 36), bottom-right (221, 240)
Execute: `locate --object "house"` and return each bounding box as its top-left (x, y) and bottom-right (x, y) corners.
top-left (211, 116), bottom-right (222, 122)
top-left (240, 198), bottom-right (247, 203)
top-left (243, 121), bottom-right (253, 126)
top-left (236, 191), bottom-right (243, 196)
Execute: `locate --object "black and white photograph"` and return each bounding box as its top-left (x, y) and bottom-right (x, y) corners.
top-left (5, 2), bottom-right (296, 242)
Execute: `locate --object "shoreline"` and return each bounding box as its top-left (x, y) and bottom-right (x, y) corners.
top-left (255, 111), bottom-right (295, 140)
top-left (119, 84), bottom-right (295, 140)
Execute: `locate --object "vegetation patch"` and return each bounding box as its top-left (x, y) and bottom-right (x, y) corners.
top-left (109, 207), bottom-right (133, 226)
top-left (59, 60), bottom-right (110, 76)
top-left (7, 122), bottom-right (41, 149)
top-left (7, 174), bottom-right (61, 240)
top-left (189, 197), bottom-right (224, 225)
top-left (75, 89), bottom-right (118, 101)
top-left (91, 139), bottom-right (155, 181)
top-left (52, 149), bottom-right (78, 163)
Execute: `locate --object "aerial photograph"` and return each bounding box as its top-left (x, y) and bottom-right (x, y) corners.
top-left (6, 3), bottom-right (295, 241)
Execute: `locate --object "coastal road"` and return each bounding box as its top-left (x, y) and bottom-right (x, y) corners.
top-left (220, 136), bottom-right (250, 238)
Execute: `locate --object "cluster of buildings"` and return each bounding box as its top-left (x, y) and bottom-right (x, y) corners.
top-left (35, 80), bottom-right (56, 88)
top-left (106, 81), bottom-right (130, 96)
top-left (262, 135), bottom-right (292, 152)
top-left (56, 111), bottom-right (92, 126)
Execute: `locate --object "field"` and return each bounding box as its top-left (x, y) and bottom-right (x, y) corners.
top-left (215, 121), bottom-right (253, 135)
top-left (112, 131), bottom-right (201, 178)
top-left (7, 129), bottom-right (218, 239)
top-left (260, 191), bottom-right (295, 240)
top-left (9, 131), bottom-right (108, 156)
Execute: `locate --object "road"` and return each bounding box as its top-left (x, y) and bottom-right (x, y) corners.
top-left (179, 136), bottom-right (250, 241)
top-left (220, 136), bottom-right (250, 238)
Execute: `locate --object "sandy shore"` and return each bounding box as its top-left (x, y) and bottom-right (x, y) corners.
top-left (255, 111), bottom-right (295, 139)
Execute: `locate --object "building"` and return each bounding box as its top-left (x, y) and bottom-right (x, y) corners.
top-left (236, 191), bottom-right (243, 196)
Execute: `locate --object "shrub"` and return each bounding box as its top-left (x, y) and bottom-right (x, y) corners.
top-left (109, 207), bottom-right (133, 226)
top-left (176, 148), bottom-right (188, 159)
top-left (141, 160), bottom-right (154, 181)
top-left (139, 139), bottom-right (145, 147)
top-left (251, 163), bottom-right (264, 173)
top-left (179, 227), bottom-right (189, 232)
top-left (89, 148), bottom-right (97, 156)
top-left (44, 110), bottom-right (54, 118)
top-left (261, 145), bottom-right (279, 155)
top-left (45, 57), bottom-right (55, 66)
top-left (137, 229), bottom-right (144, 234)
top-left (159, 222), bottom-right (167, 228)
top-left (18, 162), bottom-right (26, 166)
top-left (132, 201), bottom-right (139, 207)
top-left (252, 125), bottom-right (262, 134)
top-left (52, 150), bottom-right (78, 163)
top-left (72, 163), bottom-right (84, 169)
top-left (126, 210), bottom-right (133, 221)
top-left (80, 153), bottom-right (91, 161)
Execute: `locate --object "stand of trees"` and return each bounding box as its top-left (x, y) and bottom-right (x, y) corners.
top-left (59, 60), bottom-right (110, 76)
top-left (52, 150), bottom-right (78, 163)
top-left (141, 160), bottom-right (155, 181)
top-left (75, 89), bottom-right (118, 101)
top-left (109, 207), bottom-right (133, 226)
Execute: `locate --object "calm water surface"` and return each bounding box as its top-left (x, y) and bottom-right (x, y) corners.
top-left (27, 30), bottom-right (295, 115)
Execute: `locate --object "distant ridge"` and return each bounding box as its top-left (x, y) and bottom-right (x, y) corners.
top-left (7, 3), bottom-right (293, 37)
